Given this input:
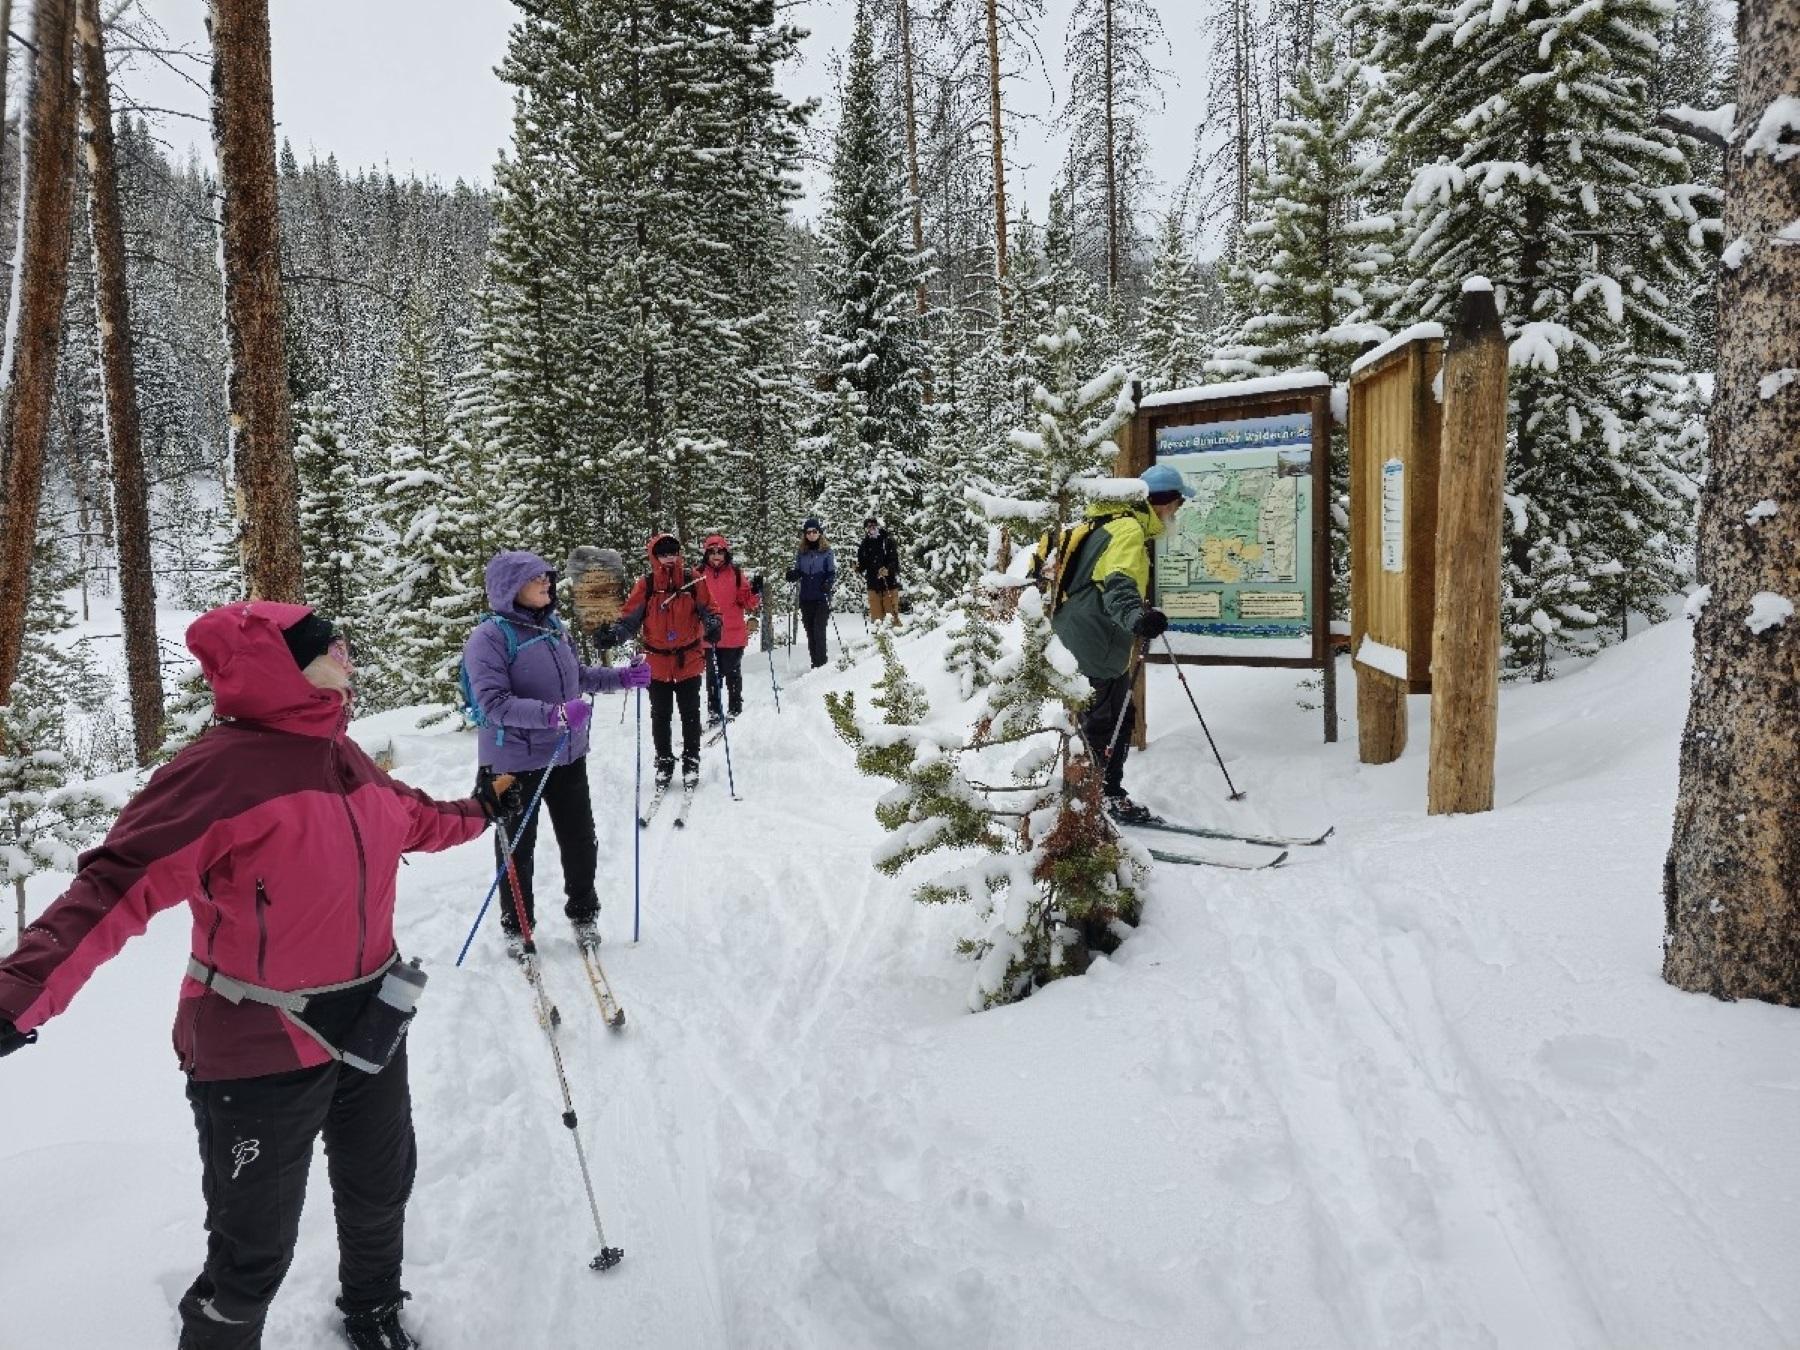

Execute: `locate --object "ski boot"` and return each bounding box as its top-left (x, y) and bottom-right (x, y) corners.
top-left (338, 1292), bottom-right (420, 1350)
top-left (503, 931), bottom-right (536, 964)
top-left (1104, 794), bottom-right (1157, 826)
top-left (706, 710), bottom-right (724, 731)
top-left (654, 757), bottom-right (675, 792)
top-left (682, 755), bottom-right (701, 791)
top-left (569, 904), bottom-right (602, 949)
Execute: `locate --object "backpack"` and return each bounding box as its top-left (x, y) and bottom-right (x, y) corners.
top-left (1033, 519), bottom-right (1109, 613)
top-left (457, 613), bottom-right (565, 744)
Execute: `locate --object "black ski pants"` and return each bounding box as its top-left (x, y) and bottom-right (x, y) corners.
top-left (1084, 673), bottom-right (1136, 797)
top-left (799, 600), bottom-right (831, 668)
top-left (177, 1046), bottom-right (415, 1350)
top-left (650, 675), bottom-right (703, 771)
top-left (706, 646), bottom-right (745, 717)
top-left (491, 757), bottom-right (599, 933)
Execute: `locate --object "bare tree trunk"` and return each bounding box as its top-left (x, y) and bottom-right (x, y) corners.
top-left (1661, 0), bottom-right (1800, 1004)
top-left (1103, 0), bottom-right (1119, 302)
top-left (0, 0), bottom-right (79, 702)
top-left (207, 0), bottom-right (302, 603)
top-left (0, 0), bottom-right (15, 154)
top-left (77, 0), bottom-right (162, 763)
top-left (984, 0), bottom-right (1008, 287)
top-left (897, 0), bottom-right (926, 318)
top-left (1233, 0), bottom-right (1251, 227)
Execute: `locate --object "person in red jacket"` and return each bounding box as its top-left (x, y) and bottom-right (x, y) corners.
top-left (697, 532), bottom-right (762, 727)
top-left (0, 601), bottom-right (510, 1350)
top-left (607, 533), bottom-right (722, 791)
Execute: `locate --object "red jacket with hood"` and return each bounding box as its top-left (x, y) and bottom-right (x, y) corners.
top-left (0, 601), bottom-right (490, 1080)
top-left (697, 533), bottom-right (760, 649)
top-left (614, 535), bottom-right (719, 682)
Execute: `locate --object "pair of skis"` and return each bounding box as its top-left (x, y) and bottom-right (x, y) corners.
top-left (1120, 815), bottom-right (1335, 871)
top-left (637, 776), bottom-right (699, 829)
top-left (515, 935), bottom-right (626, 1031)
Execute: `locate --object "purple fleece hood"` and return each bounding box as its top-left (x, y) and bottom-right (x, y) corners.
top-left (485, 550), bottom-right (558, 621)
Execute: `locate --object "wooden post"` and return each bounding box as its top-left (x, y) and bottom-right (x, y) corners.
top-left (1427, 282), bottom-right (1507, 814)
top-left (1115, 386), bottom-right (1150, 750)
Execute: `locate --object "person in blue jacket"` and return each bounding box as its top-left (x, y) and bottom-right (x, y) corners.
top-left (785, 517), bottom-right (837, 668)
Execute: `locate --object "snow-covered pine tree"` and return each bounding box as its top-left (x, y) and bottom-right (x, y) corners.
top-left (1134, 207), bottom-right (1215, 393)
top-left (943, 573), bottom-right (1004, 699)
top-left (809, 0), bottom-right (930, 543)
top-left (362, 287), bottom-right (484, 712)
top-left (830, 307), bottom-right (1145, 1009)
top-left (1366, 0), bottom-right (1713, 674)
top-left (294, 390), bottom-right (364, 624)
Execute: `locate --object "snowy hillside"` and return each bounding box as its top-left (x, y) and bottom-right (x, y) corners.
top-left (5, 619), bottom-right (1796, 1349)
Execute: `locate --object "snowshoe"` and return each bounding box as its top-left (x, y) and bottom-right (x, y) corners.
top-left (338, 1292), bottom-right (419, 1350)
top-left (1104, 795), bottom-right (1158, 826)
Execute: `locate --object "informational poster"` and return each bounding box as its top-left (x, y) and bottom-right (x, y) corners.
top-left (1154, 412), bottom-right (1315, 642)
top-left (1381, 458), bottom-right (1405, 573)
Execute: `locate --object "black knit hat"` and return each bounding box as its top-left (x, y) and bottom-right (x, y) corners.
top-left (652, 535), bottom-right (682, 558)
top-left (282, 613), bottom-right (337, 670)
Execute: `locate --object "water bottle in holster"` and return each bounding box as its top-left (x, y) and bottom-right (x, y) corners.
top-left (338, 958), bottom-right (429, 1074)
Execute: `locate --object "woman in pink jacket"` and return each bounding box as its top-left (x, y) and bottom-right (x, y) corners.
top-left (697, 532), bottom-right (762, 725)
top-left (0, 601), bottom-right (508, 1350)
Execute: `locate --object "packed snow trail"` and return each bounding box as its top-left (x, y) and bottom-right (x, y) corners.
top-left (4, 616), bottom-right (1799, 1347)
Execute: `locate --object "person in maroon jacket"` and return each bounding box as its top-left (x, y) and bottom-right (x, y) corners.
top-left (696, 532), bottom-right (761, 726)
top-left (0, 601), bottom-right (510, 1350)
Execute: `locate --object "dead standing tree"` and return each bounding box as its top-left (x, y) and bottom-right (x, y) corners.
top-left (76, 0), bottom-right (163, 763)
top-left (1661, 0), bottom-right (1800, 1004)
top-left (0, 0), bottom-right (79, 704)
top-left (208, 0), bottom-right (303, 602)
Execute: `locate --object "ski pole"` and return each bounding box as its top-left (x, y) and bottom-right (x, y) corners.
top-left (1104, 640), bottom-right (1149, 766)
top-left (829, 607), bottom-right (850, 666)
top-left (1158, 631), bottom-right (1245, 801)
top-left (633, 686), bottom-right (643, 943)
top-left (766, 639), bottom-right (783, 714)
top-left (495, 817), bottom-right (625, 1274)
top-left (708, 649), bottom-right (741, 801)
top-left (455, 728), bottom-right (571, 967)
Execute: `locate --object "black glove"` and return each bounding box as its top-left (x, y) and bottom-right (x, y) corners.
top-left (1133, 608), bottom-right (1169, 640)
top-left (750, 574), bottom-right (764, 595)
top-left (473, 771), bottom-right (522, 822)
top-left (702, 613), bottom-right (723, 645)
top-left (0, 1018), bottom-right (37, 1057)
top-left (784, 567), bottom-right (801, 583)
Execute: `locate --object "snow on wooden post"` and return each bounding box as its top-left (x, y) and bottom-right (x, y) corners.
top-left (1427, 281), bottom-right (1507, 815)
top-left (1112, 381), bottom-right (1151, 748)
top-left (1348, 325), bottom-right (1444, 765)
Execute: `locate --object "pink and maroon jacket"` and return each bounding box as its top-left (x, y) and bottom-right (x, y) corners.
top-left (0, 601), bottom-right (490, 1080)
top-left (698, 535), bottom-right (760, 650)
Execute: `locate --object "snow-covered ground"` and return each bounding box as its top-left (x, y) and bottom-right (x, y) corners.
top-left (5, 613), bottom-right (1797, 1348)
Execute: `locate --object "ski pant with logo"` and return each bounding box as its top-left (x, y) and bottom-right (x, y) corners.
top-left (1083, 673), bottom-right (1135, 797)
top-left (490, 758), bottom-right (600, 933)
top-left (650, 675), bottom-right (703, 772)
top-left (799, 600), bottom-right (831, 667)
top-left (706, 646), bottom-right (745, 718)
top-left (177, 1044), bottom-right (415, 1350)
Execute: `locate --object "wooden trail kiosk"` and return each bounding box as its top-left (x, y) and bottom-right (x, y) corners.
top-left (1117, 373), bottom-right (1338, 746)
top-left (1346, 283), bottom-right (1509, 814)
top-left (1347, 325), bottom-right (1445, 764)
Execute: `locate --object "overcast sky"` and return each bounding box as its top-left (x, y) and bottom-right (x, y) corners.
top-left (120, 0), bottom-right (1210, 227)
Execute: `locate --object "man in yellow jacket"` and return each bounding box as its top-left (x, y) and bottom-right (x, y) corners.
top-left (1042, 465), bottom-right (1192, 823)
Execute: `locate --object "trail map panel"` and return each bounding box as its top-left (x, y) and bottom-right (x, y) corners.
top-left (1155, 412), bottom-right (1316, 647)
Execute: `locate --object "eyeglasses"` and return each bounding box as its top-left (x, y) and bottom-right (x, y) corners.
top-left (328, 636), bottom-right (354, 673)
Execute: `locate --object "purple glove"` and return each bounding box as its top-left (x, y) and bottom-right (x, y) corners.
top-left (549, 699), bottom-right (593, 733)
top-left (619, 658), bottom-right (653, 690)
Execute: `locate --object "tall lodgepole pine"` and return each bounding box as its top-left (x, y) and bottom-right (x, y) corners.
top-left (1661, 0), bottom-right (1800, 1004)
top-left (897, 0), bottom-right (926, 317)
top-left (0, 0), bottom-right (79, 705)
top-left (984, 0), bottom-right (1008, 288)
top-left (76, 0), bottom-right (163, 763)
top-left (208, 0), bottom-right (302, 602)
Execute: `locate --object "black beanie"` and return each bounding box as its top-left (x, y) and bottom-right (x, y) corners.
top-left (282, 613), bottom-right (336, 670)
top-left (652, 536), bottom-right (681, 558)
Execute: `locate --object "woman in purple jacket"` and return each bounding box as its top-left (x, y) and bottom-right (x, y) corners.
top-left (463, 551), bottom-right (650, 954)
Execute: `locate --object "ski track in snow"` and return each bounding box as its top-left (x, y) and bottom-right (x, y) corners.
top-left (4, 611), bottom-right (1799, 1348)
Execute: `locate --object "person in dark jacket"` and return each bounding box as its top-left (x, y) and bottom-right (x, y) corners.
top-left (463, 551), bottom-right (651, 954)
top-left (606, 533), bottom-right (723, 791)
top-left (1035, 465), bottom-right (1191, 824)
top-left (855, 516), bottom-right (903, 628)
top-left (0, 602), bottom-right (513, 1350)
top-left (786, 517), bottom-right (837, 667)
